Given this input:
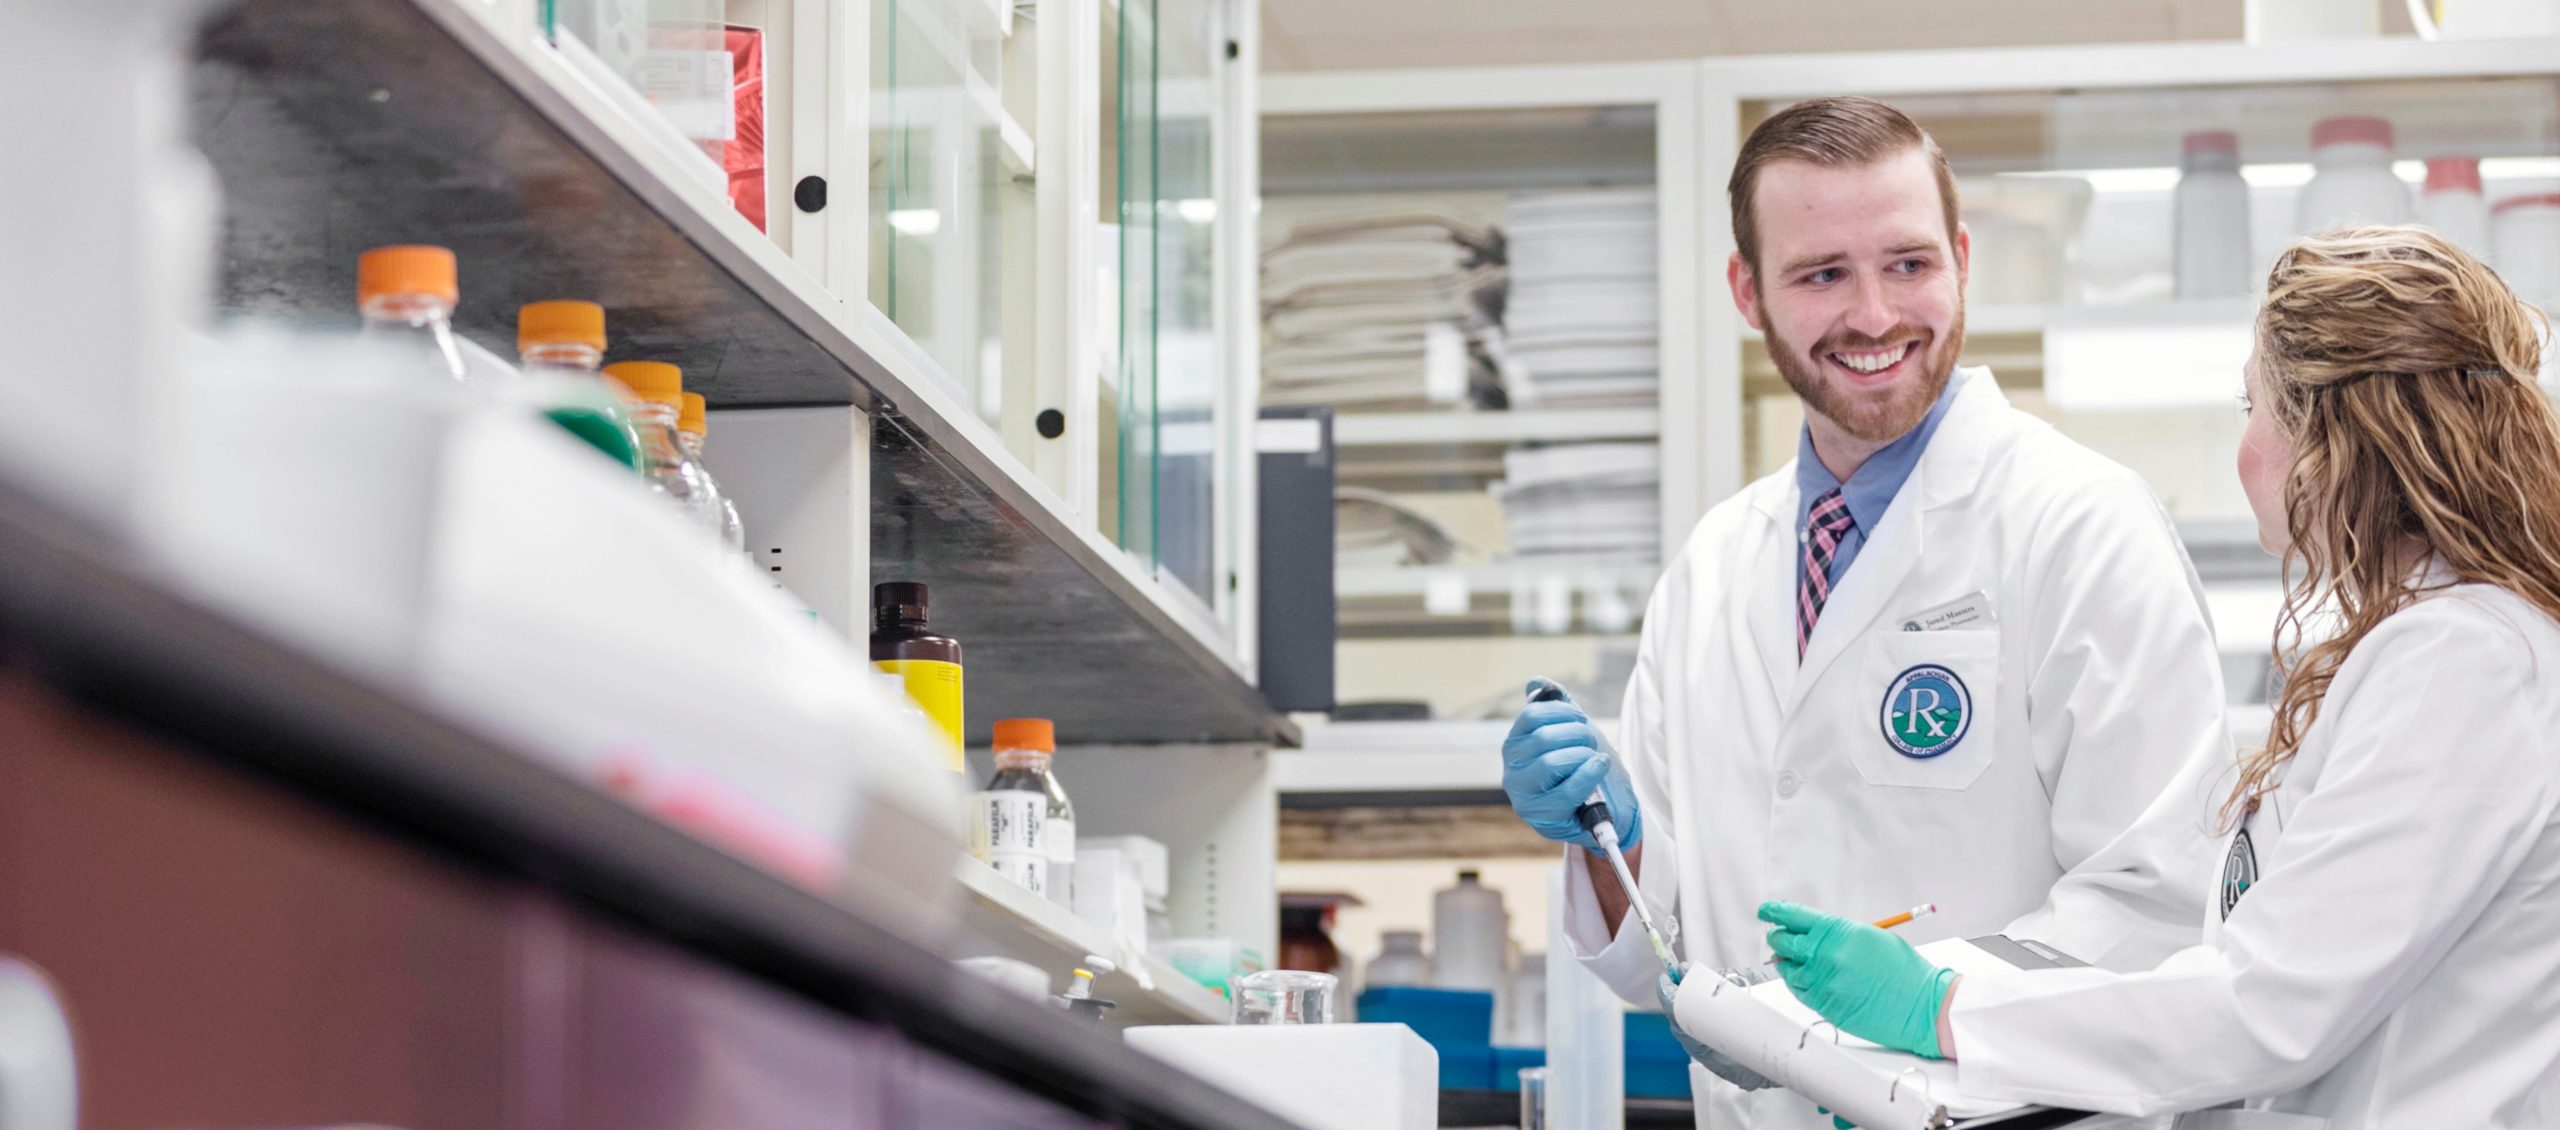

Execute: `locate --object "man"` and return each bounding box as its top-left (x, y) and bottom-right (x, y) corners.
top-left (1500, 97), bottom-right (2231, 1128)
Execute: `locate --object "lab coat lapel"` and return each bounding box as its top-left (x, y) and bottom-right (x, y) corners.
top-left (1782, 370), bottom-right (2008, 713)
top-left (1745, 497), bottom-right (1799, 707)
top-left (1786, 458), bottom-right (1926, 713)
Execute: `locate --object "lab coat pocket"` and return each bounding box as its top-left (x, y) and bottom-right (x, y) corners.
top-left (1850, 629), bottom-right (1999, 790)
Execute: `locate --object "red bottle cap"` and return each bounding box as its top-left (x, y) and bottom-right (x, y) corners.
top-left (2424, 158), bottom-right (2483, 195)
top-left (2311, 116), bottom-right (2393, 150)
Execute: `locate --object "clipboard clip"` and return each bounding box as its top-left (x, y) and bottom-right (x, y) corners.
top-left (1890, 1068), bottom-right (1955, 1129)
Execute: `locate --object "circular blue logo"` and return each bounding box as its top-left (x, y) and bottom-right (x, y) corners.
top-left (1879, 664), bottom-right (1972, 759)
top-left (2221, 827), bottom-right (2258, 920)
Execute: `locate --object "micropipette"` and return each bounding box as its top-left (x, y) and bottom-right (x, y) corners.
top-left (1526, 679), bottom-right (1683, 975)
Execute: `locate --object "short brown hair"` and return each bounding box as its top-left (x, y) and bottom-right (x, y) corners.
top-left (1729, 96), bottom-right (1959, 269)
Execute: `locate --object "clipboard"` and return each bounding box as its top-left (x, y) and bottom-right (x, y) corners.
top-left (1671, 936), bottom-right (2101, 1130)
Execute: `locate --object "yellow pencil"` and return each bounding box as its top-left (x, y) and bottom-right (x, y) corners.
top-left (1767, 903), bottom-right (1938, 963)
top-left (1869, 902), bottom-right (1938, 931)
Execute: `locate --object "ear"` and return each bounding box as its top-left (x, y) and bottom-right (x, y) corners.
top-left (1727, 250), bottom-right (1764, 333)
top-left (1953, 220), bottom-right (1972, 289)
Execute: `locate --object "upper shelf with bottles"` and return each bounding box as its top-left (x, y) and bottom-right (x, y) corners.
top-left (1706, 36), bottom-right (2560, 583)
top-left (187, 0), bottom-right (1283, 745)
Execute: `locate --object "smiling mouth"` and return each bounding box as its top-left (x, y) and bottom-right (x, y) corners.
top-left (1826, 340), bottom-right (1919, 381)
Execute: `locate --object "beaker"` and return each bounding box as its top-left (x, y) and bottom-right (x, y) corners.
top-left (1228, 969), bottom-right (1338, 1025)
top-left (1517, 1066), bottom-right (1550, 1129)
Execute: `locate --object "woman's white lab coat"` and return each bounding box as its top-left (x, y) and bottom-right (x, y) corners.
top-left (1564, 370), bottom-right (2234, 1129)
top-left (1952, 576), bottom-right (2560, 1128)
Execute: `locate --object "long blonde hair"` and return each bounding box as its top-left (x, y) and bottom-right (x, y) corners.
top-left (2232, 226), bottom-right (2560, 824)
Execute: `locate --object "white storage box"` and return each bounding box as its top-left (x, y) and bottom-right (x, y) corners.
top-left (1124, 1023), bottom-right (1438, 1130)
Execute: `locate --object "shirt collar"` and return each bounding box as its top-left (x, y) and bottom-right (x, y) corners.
top-left (1794, 367), bottom-right (1969, 533)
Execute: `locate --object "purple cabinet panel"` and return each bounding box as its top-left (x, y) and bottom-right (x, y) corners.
top-left (894, 1043), bottom-right (1117, 1130)
top-left (570, 924), bottom-right (896, 1130)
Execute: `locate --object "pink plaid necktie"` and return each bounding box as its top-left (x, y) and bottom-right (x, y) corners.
top-left (1797, 487), bottom-right (1857, 659)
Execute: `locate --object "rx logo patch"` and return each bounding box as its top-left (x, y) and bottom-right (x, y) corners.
top-left (2221, 827), bottom-right (2259, 920)
top-left (1880, 664), bottom-right (1971, 758)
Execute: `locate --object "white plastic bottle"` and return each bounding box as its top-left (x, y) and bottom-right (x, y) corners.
top-left (2493, 186), bottom-right (2560, 313)
top-left (2296, 116), bottom-right (2413, 236)
top-left (2422, 158), bottom-right (2491, 260)
top-left (677, 392), bottom-right (748, 554)
top-left (1364, 929), bottom-right (1434, 990)
top-left (1509, 952), bottom-right (1547, 1045)
top-left (2173, 130), bottom-right (2253, 299)
top-left (601, 360), bottom-right (726, 539)
top-left (1432, 869), bottom-right (1510, 994)
top-left (356, 244), bottom-right (467, 383)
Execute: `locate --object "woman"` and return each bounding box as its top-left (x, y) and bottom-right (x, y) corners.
top-left (1760, 227), bottom-right (2560, 1127)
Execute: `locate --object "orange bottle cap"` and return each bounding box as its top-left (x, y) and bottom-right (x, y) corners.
top-left (679, 392), bottom-right (708, 436)
top-left (602, 360), bottom-right (683, 406)
top-left (518, 300), bottom-right (607, 352)
top-left (992, 718), bottom-right (1055, 753)
top-left (357, 245), bottom-right (458, 305)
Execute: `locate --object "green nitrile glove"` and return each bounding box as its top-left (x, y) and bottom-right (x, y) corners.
top-left (1758, 900), bottom-right (1955, 1059)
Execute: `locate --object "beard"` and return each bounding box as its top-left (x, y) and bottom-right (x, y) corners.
top-left (1762, 299), bottom-right (1965, 444)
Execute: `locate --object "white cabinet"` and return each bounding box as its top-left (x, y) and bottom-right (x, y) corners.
top-left (1260, 63), bottom-right (1707, 726)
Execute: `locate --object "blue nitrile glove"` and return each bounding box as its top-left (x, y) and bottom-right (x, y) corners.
top-left (1501, 678), bottom-right (1641, 852)
top-left (1657, 968), bottom-right (1774, 1092)
top-left (1759, 900), bottom-right (1956, 1059)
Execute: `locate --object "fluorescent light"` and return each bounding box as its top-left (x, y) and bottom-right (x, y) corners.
top-left (2480, 157), bottom-right (2560, 180)
top-left (887, 208), bottom-right (942, 235)
top-left (2003, 158), bottom-right (2560, 198)
top-left (1175, 198), bottom-right (1218, 224)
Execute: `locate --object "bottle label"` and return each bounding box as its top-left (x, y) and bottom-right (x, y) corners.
top-left (969, 791), bottom-right (1046, 859)
top-left (986, 852), bottom-right (1048, 898)
top-left (877, 659), bottom-right (964, 771)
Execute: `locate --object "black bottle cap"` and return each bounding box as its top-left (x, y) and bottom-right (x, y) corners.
top-left (874, 581), bottom-right (929, 625)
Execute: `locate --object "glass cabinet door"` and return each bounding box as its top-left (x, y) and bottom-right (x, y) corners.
top-left (870, 0), bottom-right (1034, 428)
top-left (1262, 102), bottom-right (1675, 723)
top-left (1101, 0), bottom-right (1227, 606)
top-left (546, 0), bottom-right (770, 223)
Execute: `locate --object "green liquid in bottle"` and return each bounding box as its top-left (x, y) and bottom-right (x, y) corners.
top-left (545, 404), bottom-right (645, 471)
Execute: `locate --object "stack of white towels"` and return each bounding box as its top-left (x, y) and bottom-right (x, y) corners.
top-left (1261, 208), bottom-right (1505, 409)
top-left (1498, 189), bottom-right (1660, 408)
top-left (1494, 442), bottom-right (1659, 562)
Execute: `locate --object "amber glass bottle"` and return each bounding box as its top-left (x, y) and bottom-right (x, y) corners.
top-left (871, 582), bottom-right (964, 772)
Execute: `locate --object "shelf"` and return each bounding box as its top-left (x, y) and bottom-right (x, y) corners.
top-left (1277, 718), bottom-right (1625, 799)
top-left (1260, 99), bottom-right (1660, 195)
top-left (1332, 408), bottom-right (1660, 447)
top-left (0, 478), bottom-right (1293, 1130)
top-left (1337, 561), bottom-right (1659, 601)
top-left (189, 0), bottom-right (1284, 746)
top-left (953, 861), bottom-right (1231, 1027)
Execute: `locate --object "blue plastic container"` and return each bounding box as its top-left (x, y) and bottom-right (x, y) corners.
top-left (1492, 1045), bottom-right (1547, 1091)
top-left (1439, 1043), bottom-right (1496, 1090)
top-left (1353, 987), bottom-right (1495, 1048)
top-left (1623, 1011), bottom-right (1692, 1098)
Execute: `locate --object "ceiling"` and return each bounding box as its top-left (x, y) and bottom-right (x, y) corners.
top-left (1261, 0), bottom-right (2274, 73)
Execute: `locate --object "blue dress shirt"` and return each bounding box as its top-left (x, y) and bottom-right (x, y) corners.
top-left (1792, 369), bottom-right (1968, 597)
